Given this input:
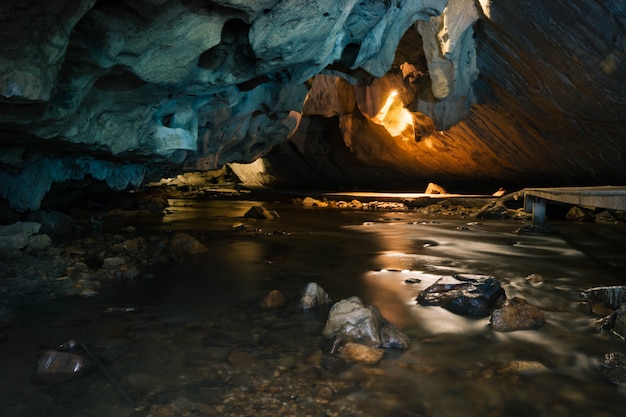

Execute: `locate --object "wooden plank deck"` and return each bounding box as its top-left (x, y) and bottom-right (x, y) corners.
top-left (523, 186), bottom-right (626, 211)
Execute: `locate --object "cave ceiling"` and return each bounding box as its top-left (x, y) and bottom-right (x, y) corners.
top-left (0, 0), bottom-right (625, 211)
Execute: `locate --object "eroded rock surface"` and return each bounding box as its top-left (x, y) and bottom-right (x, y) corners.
top-left (1, 0), bottom-right (625, 211)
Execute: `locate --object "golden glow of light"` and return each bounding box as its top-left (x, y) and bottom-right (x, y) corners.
top-left (372, 90), bottom-right (414, 138)
top-left (478, 0), bottom-right (491, 18)
top-left (373, 90), bottom-right (397, 124)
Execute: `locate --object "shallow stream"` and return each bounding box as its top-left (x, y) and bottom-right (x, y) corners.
top-left (2, 198), bottom-right (626, 417)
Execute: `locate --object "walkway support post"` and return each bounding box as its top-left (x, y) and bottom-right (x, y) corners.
top-left (524, 194), bottom-right (546, 230)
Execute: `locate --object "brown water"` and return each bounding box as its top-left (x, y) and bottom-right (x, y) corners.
top-left (1, 198), bottom-right (626, 417)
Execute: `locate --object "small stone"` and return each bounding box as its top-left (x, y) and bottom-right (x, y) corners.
top-left (260, 289), bottom-right (287, 308)
top-left (244, 206), bottom-right (279, 219)
top-left (301, 197), bottom-right (328, 207)
top-left (525, 273), bottom-right (544, 285)
top-left (298, 282), bottom-right (331, 309)
top-left (35, 351), bottom-right (96, 384)
top-left (340, 342), bottom-right (385, 365)
top-left (497, 360), bottom-right (548, 375)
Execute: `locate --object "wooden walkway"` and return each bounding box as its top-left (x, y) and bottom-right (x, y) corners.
top-left (523, 186), bottom-right (626, 228)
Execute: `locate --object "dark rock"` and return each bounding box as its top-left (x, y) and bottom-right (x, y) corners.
top-left (599, 352), bottom-right (626, 386)
top-left (244, 206), bottom-right (279, 219)
top-left (25, 210), bottom-right (75, 236)
top-left (613, 306), bottom-right (626, 340)
top-left (597, 304), bottom-right (626, 340)
top-left (320, 335), bottom-right (344, 355)
top-left (322, 296), bottom-right (410, 349)
top-left (34, 350), bottom-right (96, 384)
top-left (490, 297), bottom-right (546, 332)
top-left (584, 286), bottom-right (626, 309)
top-left (595, 210), bottom-right (617, 224)
top-left (417, 274), bottom-right (506, 316)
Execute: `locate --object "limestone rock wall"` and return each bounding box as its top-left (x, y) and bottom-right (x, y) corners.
top-left (247, 0), bottom-right (626, 191)
top-left (0, 0), bottom-right (446, 211)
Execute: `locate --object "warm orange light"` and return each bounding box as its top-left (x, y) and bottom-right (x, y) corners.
top-left (372, 90), bottom-right (414, 138)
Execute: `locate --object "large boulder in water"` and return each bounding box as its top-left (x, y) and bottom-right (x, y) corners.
top-left (417, 274), bottom-right (506, 316)
top-left (322, 296), bottom-right (409, 349)
top-left (490, 297), bottom-right (545, 332)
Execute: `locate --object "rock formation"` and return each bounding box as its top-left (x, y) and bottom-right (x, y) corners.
top-left (1, 0), bottom-right (625, 211)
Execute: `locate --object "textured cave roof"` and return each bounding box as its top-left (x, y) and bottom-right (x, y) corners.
top-left (0, 0), bottom-right (625, 211)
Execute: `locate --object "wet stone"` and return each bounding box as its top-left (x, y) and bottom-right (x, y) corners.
top-left (584, 286), bottom-right (626, 309)
top-left (490, 297), bottom-right (546, 332)
top-left (417, 274), bottom-right (506, 317)
top-left (340, 342), bottom-right (385, 365)
top-left (322, 296), bottom-right (410, 349)
top-left (298, 281), bottom-right (331, 310)
top-left (597, 304), bottom-right (626, 339)
top-left (260, 289), bottom-right (287, 308)
top-left (525, 273), bottom-right (544, 285)
top-left (34, 350), bottom-right (96, 384)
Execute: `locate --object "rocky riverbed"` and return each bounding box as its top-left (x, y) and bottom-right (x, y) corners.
top-left (2, 186), bottom-right (626, 417)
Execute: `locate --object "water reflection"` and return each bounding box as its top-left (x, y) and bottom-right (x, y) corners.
top-left (2, 200), bottom-right (626, 417)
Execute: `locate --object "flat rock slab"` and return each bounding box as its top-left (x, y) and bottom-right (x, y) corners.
top-left (417, 274), bottom-right (506, 316)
